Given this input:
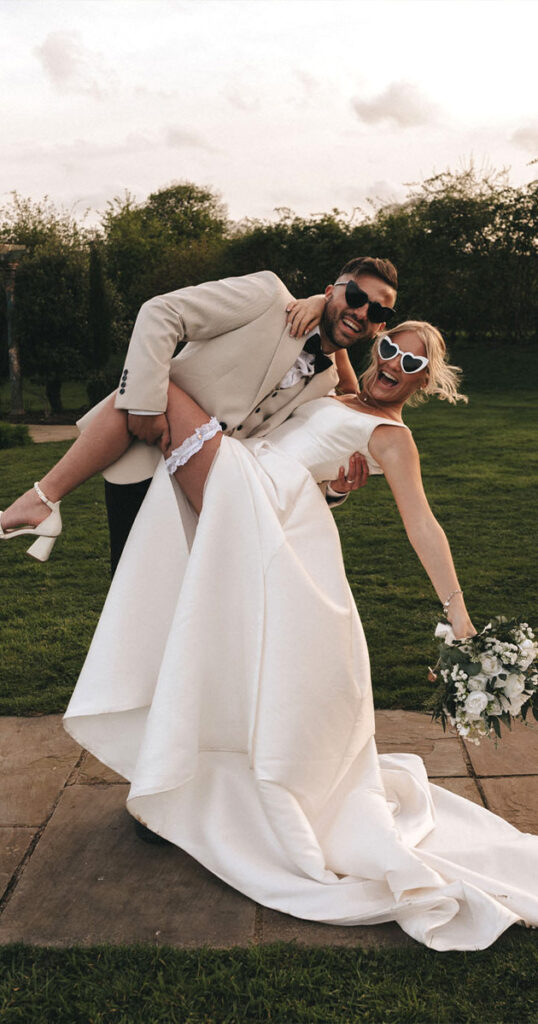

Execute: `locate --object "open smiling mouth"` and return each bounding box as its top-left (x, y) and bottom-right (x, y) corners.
top-left (341, 317), bottom-right (362, 334)
top-left (378, 370), bottom-right (398, 386)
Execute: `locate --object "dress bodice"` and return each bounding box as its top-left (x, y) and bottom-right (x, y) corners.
top-left (245, 397), bottom-right (408, 483)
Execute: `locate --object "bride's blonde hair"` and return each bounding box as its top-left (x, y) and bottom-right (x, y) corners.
top-left (359, 320), bottom-right (468, 406)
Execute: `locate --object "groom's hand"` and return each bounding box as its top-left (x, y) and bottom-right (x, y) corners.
top-left (127, 413), bottom-right (171, 454)
top-left (329, 453), bottom-right (369, 494)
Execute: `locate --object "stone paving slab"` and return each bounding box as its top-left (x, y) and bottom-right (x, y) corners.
top-left (0, 785), bottom-right (257, 947)
top-left (71, 751), bottom-right (125, 786)
top-left (480, 777), bottom-right (538, 833)
top-left (28, 425), bottom-right (79, 443)
top-left (375, 710), bottom-right (457, 744)
top-left (0, 713), bottom-right (536, 949)
top-left (463, 719), bottom-right (538, 777)
top-left (375, 710), bottom-right (469, 776)
top-left (431, 777), bottom-right (484, 805)
top-left (260, 910), bottom-right (416, 948)
top-left (0, 828), bottom-right (35, 900)
top-left (0, 716), bottom-right (81, 826)
top-left (376, 737), bottom-right (468, 777)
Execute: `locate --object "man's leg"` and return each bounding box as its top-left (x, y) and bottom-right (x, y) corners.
top-left (104, 479), bottom-right (152, 578)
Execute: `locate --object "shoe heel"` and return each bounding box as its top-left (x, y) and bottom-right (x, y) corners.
top-left (26, 535), bottom-right (57, 562)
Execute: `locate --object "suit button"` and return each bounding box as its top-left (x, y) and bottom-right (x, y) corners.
top-left (219, 422), bottom-right (227, 431)
top-left (236, 425), bottom-right (243, 431)
top-left (272, 391), bottom-right (278, 398)
top-left (255, 407), bottom-right (261, 414)
top-left (119, 388), bottom-right (126, 394)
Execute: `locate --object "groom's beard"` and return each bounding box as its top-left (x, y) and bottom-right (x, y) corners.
top-left (320, 309), bottom-right (375, 351)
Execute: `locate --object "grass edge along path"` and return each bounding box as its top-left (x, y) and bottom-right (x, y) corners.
top-left (1, 936), bottom-right (538, 1023)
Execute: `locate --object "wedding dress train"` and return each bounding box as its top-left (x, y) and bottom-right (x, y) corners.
top-left (64, 398), bottom-right (538, 950)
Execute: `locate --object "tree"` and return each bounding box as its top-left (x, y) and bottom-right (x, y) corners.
top-left (0, 194), bottom-right (91, 414)
top-left (222, 208), bottom-right (359, 294)
top-left (101, 182), bottom-right (229, 328)
top-left (14, 242), bottom-right (89, 412)
top-left (88, 242), bottom-right (112, 370)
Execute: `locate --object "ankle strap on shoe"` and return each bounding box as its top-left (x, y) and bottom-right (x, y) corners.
top-left (34, 482), bottom-right (56, 511)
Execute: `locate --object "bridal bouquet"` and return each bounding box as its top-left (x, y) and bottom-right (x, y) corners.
top-left (427, 617), bottom-right (538, 743)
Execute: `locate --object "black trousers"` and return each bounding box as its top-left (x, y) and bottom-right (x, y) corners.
top-left (104, 478), bottom-right (152, 577)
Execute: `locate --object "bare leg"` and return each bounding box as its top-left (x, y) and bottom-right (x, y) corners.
top-left (1, 382), bottom-right (220, 531)
top-left (164, 382), bottom-right (222, 515)
top-left (1, 396), bottom-right (132, 531)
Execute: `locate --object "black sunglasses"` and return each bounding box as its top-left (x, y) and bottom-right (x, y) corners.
top-left (334, 280), bottom-right (395, 323)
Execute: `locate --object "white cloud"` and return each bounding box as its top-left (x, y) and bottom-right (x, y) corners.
top-left (511, 124), bottom-right (538, 154)
top-left (34, 31), bottom-right (113, 97)
top-left (165, 127), bottom-right (214, 151)
top-left (352, 81), bottom-right (439, 128)
top-left (225, 87), bottom-right (261, 112)
top-left (334, 180), bottom-right (407, 213)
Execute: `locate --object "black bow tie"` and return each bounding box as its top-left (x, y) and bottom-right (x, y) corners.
top-left (302, 333), bottom-right (333, 374)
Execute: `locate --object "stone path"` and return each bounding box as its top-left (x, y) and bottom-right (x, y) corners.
top-left (0, 712), bottom-right (536, 949)
top-left (28, 425), bottom-right (79, 443)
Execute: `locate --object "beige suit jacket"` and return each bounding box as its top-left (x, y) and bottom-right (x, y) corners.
top-left (82, 271), bottom-right (339, 484)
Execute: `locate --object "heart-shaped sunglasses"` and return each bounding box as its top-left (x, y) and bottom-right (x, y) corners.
top-left (378, 336), bottom-right (429, 374)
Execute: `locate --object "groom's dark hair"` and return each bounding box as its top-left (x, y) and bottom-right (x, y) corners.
top-left (338, 256), bottom-right (398, 291)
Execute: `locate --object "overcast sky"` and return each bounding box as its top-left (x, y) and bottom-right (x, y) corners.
top-left (2, 0), bottom-right (537, 226)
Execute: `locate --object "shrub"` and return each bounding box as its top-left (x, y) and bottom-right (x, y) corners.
top-left (0, 422), bottom-right (31, 448)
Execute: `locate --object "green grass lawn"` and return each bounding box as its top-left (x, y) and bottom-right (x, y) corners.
top-left (0, 379), bottom-right (89, 419)
top-left (0, 390), bottom-right (536, 715)
top-left (337, 388), bottom-right (538, 707)
top-left (1, 933), bottom-right (538, 1024)
top-left (1, 390), bottom-right (537, 1021)
top-left (2, 387), bottom-right (532, 716)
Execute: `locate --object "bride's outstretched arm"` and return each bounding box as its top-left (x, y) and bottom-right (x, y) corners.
top-left (369, 426), bottom-right (476, 639)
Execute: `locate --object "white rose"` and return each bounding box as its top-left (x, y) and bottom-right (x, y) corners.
top-left (435, 622), bottom-right (455, 645)
top-left (464, 691), bottom-right (488, 719)
top-left (479, 653), bottom-right (501, 675)
top-left (467, 673), bottom-right (488, 692)
top-left (508, 693), bottom-right (529, 715)
top-left (518, 639), bottom-right (536, 670)
top-left (503, 674), bottom-right (526, 700)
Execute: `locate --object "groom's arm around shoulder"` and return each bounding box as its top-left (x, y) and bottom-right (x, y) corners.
top-left (116, 271), bottom-right (291, 414)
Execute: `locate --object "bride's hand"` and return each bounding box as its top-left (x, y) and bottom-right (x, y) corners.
top-left (128, 412), bottom-right (171, 454)
top-left (329, 453), bottom-right (369, 494)
top-left (449, 610), bottom-right (477, 640)
top-left (286, 295), bottom-right (326, 337)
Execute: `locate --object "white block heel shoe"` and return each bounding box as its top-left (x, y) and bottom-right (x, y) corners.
top-left (0, 482), bottom-right (62, 562)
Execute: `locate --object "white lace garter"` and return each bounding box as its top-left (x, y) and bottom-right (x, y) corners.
top-left (165, 416), bottom-right (222, 474)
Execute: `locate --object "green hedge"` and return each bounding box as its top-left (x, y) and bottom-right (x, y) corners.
top-left (0, 422), bottom-right (31, 449)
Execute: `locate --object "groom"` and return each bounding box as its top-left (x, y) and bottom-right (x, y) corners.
top-left (97, 256), bottom-right (398, 572)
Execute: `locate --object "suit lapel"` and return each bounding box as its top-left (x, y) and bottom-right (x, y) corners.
top-left (249, 328), bottom-right (307, 413)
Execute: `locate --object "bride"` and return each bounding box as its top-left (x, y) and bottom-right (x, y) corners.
top-left (2, 318), bottom-right (537, 950)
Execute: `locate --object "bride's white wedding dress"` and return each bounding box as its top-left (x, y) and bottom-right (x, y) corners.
top-left (64, 398), bottom-right (538, 950)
